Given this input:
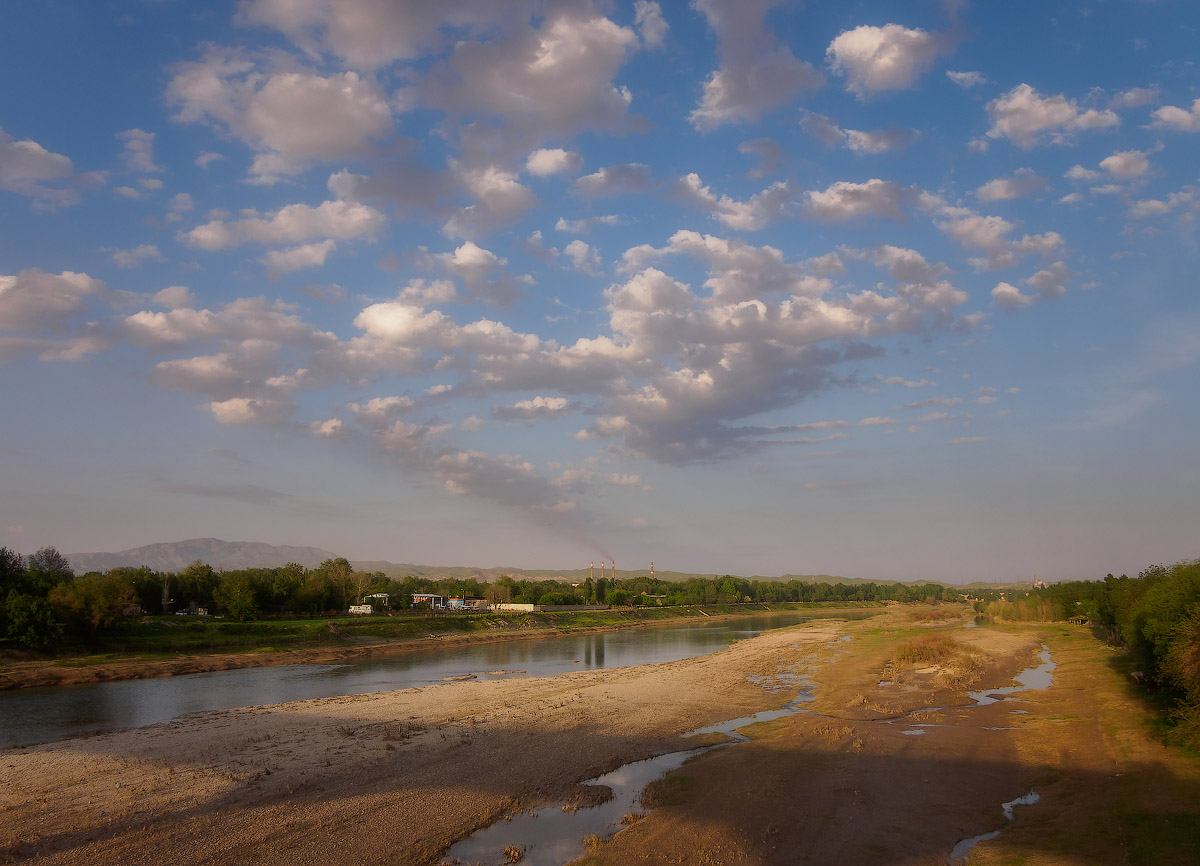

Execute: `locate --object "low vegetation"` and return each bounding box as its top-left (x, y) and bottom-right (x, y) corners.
top-left (893, 632), bottom-right (961, 665)
top-left (905, 607), bottom-right (960, 623)
top-left (640, 773), bottom-right (693, 809)
top-left (892, 632), bottom-right (987, 690)
top-left (976, 559), bottom-right (1200, 747)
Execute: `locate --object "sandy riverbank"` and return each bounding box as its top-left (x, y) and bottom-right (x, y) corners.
top-left (3, 611), bottom-right (1197, 865)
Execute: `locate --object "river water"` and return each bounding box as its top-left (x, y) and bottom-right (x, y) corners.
top-left (1, 611), bottom-right (864, 749)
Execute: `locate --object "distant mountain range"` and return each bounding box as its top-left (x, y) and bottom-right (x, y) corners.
top-left (62, 537), bottom-right (1021, 587)
top-left (64, 538), bottom-right (341, 574)
top-left (62, 537), bottom-right (855, 584)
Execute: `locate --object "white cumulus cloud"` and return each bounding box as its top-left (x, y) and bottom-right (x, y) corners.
top-left (181, 199), bottom-right (385, 250)
top-left (526, 148), bottom-right (583, 177)
top-left (986, 84), bottom-right (1119, 149)
top-left (690, 0), bottom-right (822, 129)
top-left (111, 244), bottom-right (166, 269)
top-left (827, 24), bottom-right (949, 98)
top-left (1150, 98), bottom-right (1200, 132)
top-left (0, 127), bottom-right (96, 211)
top-left (168, 48), bottom-right (394, 182)
top-left (976, 168), bottom-right (1047, 202)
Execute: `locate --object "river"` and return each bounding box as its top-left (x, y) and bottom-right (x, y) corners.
top-left (0, 611), bottom-right (869, 749)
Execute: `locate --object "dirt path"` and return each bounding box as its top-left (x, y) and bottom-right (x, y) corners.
top-left (3, 614), bottom-right (1196, 866)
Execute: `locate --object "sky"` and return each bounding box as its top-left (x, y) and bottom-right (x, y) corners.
top-left (1, 0), bottom-right (1198, 583)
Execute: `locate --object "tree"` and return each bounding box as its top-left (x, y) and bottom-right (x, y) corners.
top-left (719, 576), bottom-right (739, 603)
top-left (0, 547), bottom-right (26, 596)
top-left (213, 572), bottom-right (259, 619)
top-left (1, 547), bottom-right (65, 650)
top-left (176, 560), bottom-right (217, 610)
top-left (350, 569), bottom-right (374, 605)
top-left (268, 562), bottom-right (306, 612)
top-left (50, 573), bottom-right (137, 633)
top-left (3, 592), bottom-right (61, 650)
top-left (26, 547), bottom-right (74, 587)
top-left (489, 577), bottom-right (513, 605)
top-left (1165, 608), bottom-right (1200, 741)
top-left (315, 558), bottom-right (354, 609)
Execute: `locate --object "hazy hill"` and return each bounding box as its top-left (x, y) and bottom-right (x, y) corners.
top-left (348, 563), bottom-right (856, 584)
top-left (65, 538), bottom-right (339, 574)
top-left (63, 538), bottom-right (1038, 587)
top-left (62, 539), bottom-right (852, 584)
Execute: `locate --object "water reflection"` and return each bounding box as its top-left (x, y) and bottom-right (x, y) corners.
top-left (1, 612), bottom-right (870, 748)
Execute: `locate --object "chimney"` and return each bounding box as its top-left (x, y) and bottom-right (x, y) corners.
top-left (650, 561), bottom-right (654, 579)
top-left (611, 560), bottom-right (615, 579)
top-left (601, 561), bottom-right (605, 581)
top-left (590, 560), bottom-right (594, 581)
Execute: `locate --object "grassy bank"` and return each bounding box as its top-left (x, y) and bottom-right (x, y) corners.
top-left (3, 601), bottom-right (886, 673)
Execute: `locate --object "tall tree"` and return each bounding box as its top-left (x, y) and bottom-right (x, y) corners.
top-left (213, 572), bottom-right (259, 619)
top-left (26, 546), bottom-right (74, 583)
top-left (315, 558), bottom-right (354, 609)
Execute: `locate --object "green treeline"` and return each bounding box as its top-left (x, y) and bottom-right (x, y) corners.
top-left (564, 574), bottom-right (955, 607)
top-left (977, 559), bottom-right (1200, 745)
top-left (1, 545), bottom-right (955, 652)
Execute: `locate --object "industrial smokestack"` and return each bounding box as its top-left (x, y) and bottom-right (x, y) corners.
top-left (590, 560), bottom-right (594, 581)
top-left (601, 561), bottom-right (605, 581)
top-left (650, 561), bottom-right (654, 578)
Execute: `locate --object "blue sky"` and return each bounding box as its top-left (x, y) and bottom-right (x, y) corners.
top-left (1, 0), bottom-right (1198, 582)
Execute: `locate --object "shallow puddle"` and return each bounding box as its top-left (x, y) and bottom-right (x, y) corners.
top-left (968, 646), bottom-right (1055, 707)
top-left (441, 748), bottom-right (707, 866)
top-left (949, 789), bottom-right (1040, 861)
top-left (441, 682), bottom-right (817, 864)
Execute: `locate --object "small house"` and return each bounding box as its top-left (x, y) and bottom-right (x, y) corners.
top-left (447, 597), bottom-right (488, 611)
top-left (364, 592), bottom-right (391, 608)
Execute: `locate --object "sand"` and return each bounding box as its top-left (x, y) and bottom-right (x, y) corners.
top-left (3, 611), bottom-right (1197, 866)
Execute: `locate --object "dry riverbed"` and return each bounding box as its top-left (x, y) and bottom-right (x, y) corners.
top-left (2, 610), bottom-right (1197, 865)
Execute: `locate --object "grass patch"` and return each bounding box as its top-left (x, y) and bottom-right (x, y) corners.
top-left (640, 773), bottom-right (693, 809)
top-left (892, 632), bottom-right (987, 689)
top-left (1119, 812), bottom-right (1200, 865)
top-left (905, 608), bottom-right (962, 623)
top-left (894, 632), bottom-right (960, 665)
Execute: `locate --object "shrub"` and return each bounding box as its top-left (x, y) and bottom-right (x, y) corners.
top-left (894, 633), bottom-right (960, 665)
top-left (3, 592), bottom-right (61, 650)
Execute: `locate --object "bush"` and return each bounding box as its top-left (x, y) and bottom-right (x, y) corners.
top-left (3, 592), bottom-right (61, 650)
top-left (49, 573), bottom-right (138, 633)
top-left (894, 633), bottom-right (960, 665)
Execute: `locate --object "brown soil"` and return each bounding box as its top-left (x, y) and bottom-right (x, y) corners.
top-left (3, 613), bottom-right (1197, 866)
top-left (575, 622), bottom-right (1200, 866)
